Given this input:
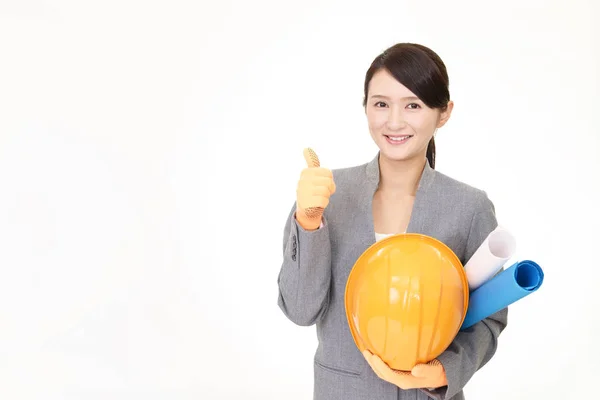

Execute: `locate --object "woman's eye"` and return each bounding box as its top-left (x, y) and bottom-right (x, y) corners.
top-left (374, 101), bottom-right (387, 107)
top-left (407, 103), bottom-right (421, 109)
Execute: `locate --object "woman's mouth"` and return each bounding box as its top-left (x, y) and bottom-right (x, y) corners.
top-left (384, 134), bottom-right (413, 145)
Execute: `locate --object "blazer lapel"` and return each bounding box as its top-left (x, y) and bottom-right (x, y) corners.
top-left (406, 159), bottom-right (435, 234)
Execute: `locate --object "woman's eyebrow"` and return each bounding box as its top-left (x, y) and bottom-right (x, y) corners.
top-left (370, 94), bottom-right (420, 101)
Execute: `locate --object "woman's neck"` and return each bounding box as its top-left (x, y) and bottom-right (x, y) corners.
top-left (377, 154), bottom-right (427, 196)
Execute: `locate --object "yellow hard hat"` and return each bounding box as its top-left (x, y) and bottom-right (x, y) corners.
top-left (345, 233), bottom-right (469, 371)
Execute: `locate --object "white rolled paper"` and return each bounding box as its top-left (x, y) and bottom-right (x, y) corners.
top-left (464, 226), bottom-right (516, 290)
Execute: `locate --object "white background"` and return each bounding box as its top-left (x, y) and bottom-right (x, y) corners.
top-left (0, 1), bottom-right (598, 399)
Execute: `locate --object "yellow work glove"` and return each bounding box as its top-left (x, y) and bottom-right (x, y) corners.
top-left (363, 350), bottom-right (448, 390)
top-left (295, 148), bottom-right (336, 231)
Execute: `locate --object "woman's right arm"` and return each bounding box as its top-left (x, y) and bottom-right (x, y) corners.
top-left (277, 149), bottom-right (335, 326)
top-left (277, 206), bottom-right (332, 326)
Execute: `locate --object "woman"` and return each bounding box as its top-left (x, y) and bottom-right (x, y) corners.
top-left (276, 43), bottom-right (508, 400)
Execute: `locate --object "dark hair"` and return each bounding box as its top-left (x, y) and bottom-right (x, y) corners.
top-left (362, 43), bottom-right (450, 169)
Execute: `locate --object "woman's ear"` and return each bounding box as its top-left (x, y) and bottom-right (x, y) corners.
top-left (437, 100), bottom-right (454, 128)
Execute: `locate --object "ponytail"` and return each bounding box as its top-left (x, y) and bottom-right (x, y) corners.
top-left (426, 137), bottom-right (436, 169)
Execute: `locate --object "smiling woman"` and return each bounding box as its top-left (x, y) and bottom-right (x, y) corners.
top-left (277, 42), bottom-right (508, 400)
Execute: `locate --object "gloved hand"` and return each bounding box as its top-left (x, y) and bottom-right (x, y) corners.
top-left (362, 350), bottom-right (448, 390)
top-left (295, 148), bottom-right (336, 231)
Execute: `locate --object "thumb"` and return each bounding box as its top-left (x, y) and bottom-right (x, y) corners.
top-left (411, 363), bottom-right (431, 378)
top-left (303, 148), bottom-right (320, 168)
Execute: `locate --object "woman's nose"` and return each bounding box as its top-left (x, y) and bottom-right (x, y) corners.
top-left (386, 110), bottom-right (407, 130)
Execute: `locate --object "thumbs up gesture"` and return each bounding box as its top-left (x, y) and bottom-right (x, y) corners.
top-left (295, 148), bottom-right (336, 231)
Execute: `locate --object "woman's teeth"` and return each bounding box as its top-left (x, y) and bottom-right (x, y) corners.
top-left (385, 135), bottom-right (413, 143)
top-left (388, 135), bottom-right (411, 141)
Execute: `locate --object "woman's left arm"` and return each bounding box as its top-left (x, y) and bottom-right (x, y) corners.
top-left (421, 193), bottom-right (509, 399)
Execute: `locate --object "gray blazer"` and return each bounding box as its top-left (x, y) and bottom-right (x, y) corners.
top-left (277, 153), bottom-right (508, 400)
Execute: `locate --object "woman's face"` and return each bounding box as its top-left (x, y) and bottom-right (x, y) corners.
top-left (365, 69), bottom-right (452, 163)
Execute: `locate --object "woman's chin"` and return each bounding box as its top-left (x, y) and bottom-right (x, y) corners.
top-left (378, 146), bottom-right (426, 164)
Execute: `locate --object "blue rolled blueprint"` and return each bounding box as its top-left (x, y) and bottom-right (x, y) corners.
top-left (460, 260), bottom-right (544, 330)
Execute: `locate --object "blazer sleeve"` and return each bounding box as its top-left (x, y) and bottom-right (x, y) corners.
top-left (422, 193), bottom-right (509, 400)
top-left (277, 204), bottom-right (332, 326)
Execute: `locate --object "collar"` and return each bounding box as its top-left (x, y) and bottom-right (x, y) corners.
top-left (365, 152), bottom-right (435, 192)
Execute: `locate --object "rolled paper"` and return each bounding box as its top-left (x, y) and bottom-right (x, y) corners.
top-left (460, 260), bottom-right (544, 330)
top-left (464, 227), bottom-right (516, 290)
